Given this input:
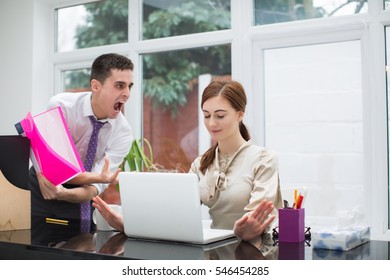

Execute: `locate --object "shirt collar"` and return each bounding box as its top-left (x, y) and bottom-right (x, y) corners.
top-left (82, 92), bottom-right (115, 125)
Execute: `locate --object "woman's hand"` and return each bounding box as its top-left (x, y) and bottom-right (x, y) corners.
top-left (98, 232), bottom-right (127, 255)
top-left (234, 240), bottom-right (266, 260)
top-left (92, 195), bottom-right (125, 233)
top-left (233, 199), bottom-right (275, 241)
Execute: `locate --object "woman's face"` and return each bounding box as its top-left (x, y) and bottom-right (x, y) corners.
top-left (202, 95), bottom-right (243, 142)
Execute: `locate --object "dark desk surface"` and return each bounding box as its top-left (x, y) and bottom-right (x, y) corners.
top-left (0, 217), bottom-right (389, 260)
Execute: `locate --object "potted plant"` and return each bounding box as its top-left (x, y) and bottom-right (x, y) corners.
top-left (100, 138), bottom-right (158, 203)
top-left (121, 138), bottom-right (158, 174)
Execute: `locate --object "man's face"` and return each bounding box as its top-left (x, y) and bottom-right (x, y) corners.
top-left (91, 69), bottom-right (134, 119)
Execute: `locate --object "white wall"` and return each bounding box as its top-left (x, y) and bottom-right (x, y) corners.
top-left (0, 0), bottom-right (34, 135)
top-left (31, 0), bottom-right (53, 115)
top-left (264, 41), bottom-right (365, 220)
top-left (0, 0), bottom-right (53, 135)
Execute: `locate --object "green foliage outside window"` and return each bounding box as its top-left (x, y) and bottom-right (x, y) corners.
top-left (65, 0), bottom-right (368, 109)
top-left (75, 0), bottom-right (128, 48)
top-left (142, 1), bottom-right (230, 39)
top-left (67, 0), bottom-right (231, 117)
top-left (142, 1), bottom-right (230, 117)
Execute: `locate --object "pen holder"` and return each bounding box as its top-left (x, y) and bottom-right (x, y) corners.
top-left (278, 208), bottom-right (305, 243)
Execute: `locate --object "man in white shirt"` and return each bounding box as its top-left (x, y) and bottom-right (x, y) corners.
top-left (29, 53), bottom-right (134, 226)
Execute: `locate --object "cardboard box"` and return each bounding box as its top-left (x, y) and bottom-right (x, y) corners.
top-left (0, 171), bottom-right (31, 231)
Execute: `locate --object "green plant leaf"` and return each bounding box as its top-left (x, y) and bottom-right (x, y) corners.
top-left (126, 144), bottom-right (137, 171)
top-left (132, 140), bottom-right (143, 171)
top-left (117, 138), bottom-right (160, 191)
top-left (143, 138), bottom-right (154, 164)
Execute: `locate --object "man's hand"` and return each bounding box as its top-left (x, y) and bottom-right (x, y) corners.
top-left (98, 157), bottom-right (121, 184)
top-left (37, 172), bottom-right (97, 203)
top-left (37, 172), bottom-right (66, 200)
top-left (67, 157), bottom-right (121, 186)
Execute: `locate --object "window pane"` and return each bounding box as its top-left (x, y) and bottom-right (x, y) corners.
top-left (56, 0), bottom-right (128, 52)
top-left (142, 0), bottom-right (230, 40)
top-left (386, 0), bottom-right (390, 10)
top-left (142, 45), bottom-right (231, 171)
top-left (264, 41), bottom-right (364, 220)
top-left (63, 68), bottom-right (91, 92)
top-left (254, 0), bottom-right (368, 26)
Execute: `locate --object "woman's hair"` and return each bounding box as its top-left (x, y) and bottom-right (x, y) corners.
top-left (199, 80), bottom-right (250, 174)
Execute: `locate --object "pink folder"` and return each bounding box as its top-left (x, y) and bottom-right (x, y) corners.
top-left (18, 106), bottom-right (85, 186)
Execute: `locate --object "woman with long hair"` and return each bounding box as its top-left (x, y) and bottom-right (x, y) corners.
top-left (93, 80), bottom-right (282, 242)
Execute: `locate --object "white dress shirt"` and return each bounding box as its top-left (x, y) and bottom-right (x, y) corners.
top-left (48, 92), bottom-right (133, 194)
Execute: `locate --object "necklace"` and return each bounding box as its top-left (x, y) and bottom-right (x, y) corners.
top-left (220, 152), bottom-right (232, 158)
top-left (219, 153), bottom-right (233, 171)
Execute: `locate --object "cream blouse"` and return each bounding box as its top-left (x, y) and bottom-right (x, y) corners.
top-left (189, 141), bottom-right (283, 230)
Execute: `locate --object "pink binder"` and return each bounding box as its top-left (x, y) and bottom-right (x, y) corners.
top-left (18, 106), bottom-right (85, 186)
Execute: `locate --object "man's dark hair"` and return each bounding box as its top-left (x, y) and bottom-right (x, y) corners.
top-left (90, 53), bottom-right (134, 84)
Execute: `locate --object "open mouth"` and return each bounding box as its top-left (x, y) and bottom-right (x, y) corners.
top-left (114, 101), bottom-right (124, 112)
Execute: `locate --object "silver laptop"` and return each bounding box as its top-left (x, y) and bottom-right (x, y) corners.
top-left (118, 172), bottom-right (235, 244)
